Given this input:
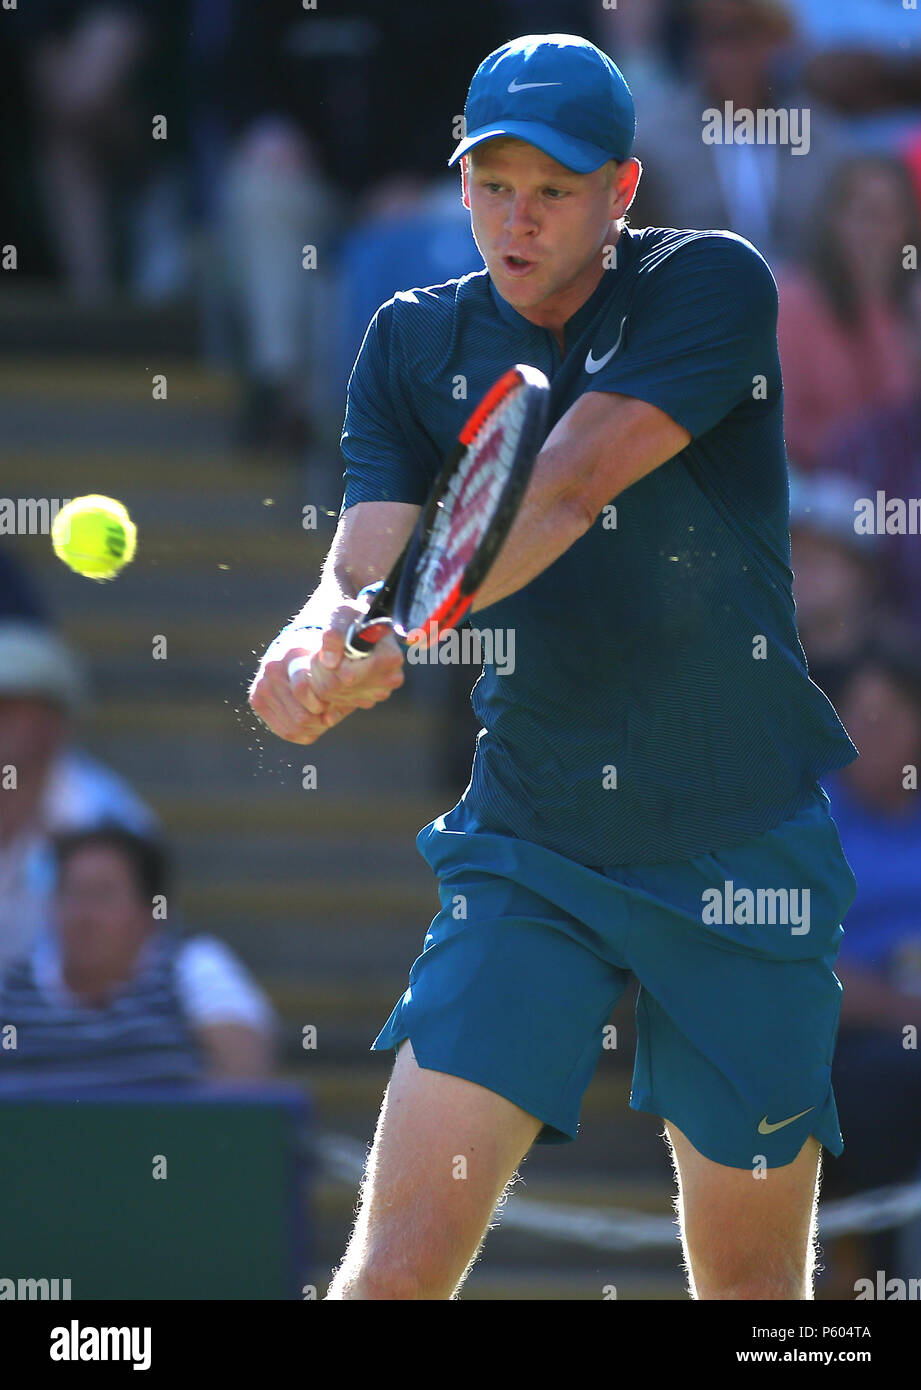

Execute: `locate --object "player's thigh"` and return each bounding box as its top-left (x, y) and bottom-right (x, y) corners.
top-left (355, 1038), bottom-right (543, 1276)
top-left (666, 1120), bottom-right (821, 1288)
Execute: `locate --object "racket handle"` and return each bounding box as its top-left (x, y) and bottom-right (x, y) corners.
top-left (286, 631), bottom-right (377, 679)
top-left (344, 616), bottom-right (393, 659)
top-left (343, 579), bottom-right (393, 659)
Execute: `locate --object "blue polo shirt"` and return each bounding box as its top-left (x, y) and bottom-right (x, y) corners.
top-left (339, 225), bottom-right (858, 866)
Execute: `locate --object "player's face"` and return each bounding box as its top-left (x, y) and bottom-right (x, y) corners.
top-left (462, 140), bottom-right (635, 328)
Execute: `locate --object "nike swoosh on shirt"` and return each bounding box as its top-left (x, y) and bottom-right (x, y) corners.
top-left (507, 78), bottom-right (562, 92)
top-left (757, 1107), bottom-right (814, 1135)
top-left (584, 316), bottom-right (627, 374)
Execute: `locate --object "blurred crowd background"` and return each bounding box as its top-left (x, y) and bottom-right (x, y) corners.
top-left (1, 0), bottom-right (921, 1299)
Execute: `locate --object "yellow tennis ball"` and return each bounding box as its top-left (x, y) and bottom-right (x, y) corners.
top-left (51, 495), bottom-right (137, 581)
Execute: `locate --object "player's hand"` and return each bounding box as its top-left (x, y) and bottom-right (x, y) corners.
top-left (294, 619), bottom-right (405, 716)
top-left (248, 628), bottom-right (330, 745)
top-left (248, 607), bottom-right (404, 745)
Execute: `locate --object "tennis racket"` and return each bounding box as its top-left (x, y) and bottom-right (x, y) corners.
top-left (326, 362), bottom-right (549, 662)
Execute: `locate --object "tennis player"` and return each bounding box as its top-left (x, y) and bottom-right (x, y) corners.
top-left (248, 33), bottom-right (859, 1300)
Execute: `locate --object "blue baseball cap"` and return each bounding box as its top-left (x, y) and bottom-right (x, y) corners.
top-left (448, 34), bottom-right (635, 174)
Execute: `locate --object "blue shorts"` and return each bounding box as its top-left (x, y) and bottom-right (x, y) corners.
top-left (372, 785), bottom-right (858, 1169)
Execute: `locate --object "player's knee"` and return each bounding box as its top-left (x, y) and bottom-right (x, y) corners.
top-left (355, 1243), bottom-right (454, 1301)
top-left (694, 1254), bottom-right (806, 1301)
top-left (705, 1274), bottom-right (806, 1301)
top-left (358, 1207), bottom-right (482, 1300)
top-left (353, 1259), bottom-right (428, 1301)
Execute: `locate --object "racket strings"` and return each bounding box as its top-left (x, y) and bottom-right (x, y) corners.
top-left (408, 385), bottom-right (527, 629)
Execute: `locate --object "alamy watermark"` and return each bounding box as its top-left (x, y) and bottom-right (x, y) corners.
top-left (854, 1270), bottom-right (921, 1300)
top-left (702, 101), bottom-right (811, 155)
top-left (854, 492), bottom-right (921, 535)
top-left (0, 1275), bottom-right (71, 1299)
top-left (0, 498), bottom-right (71, 536)
top-left (702, 881), bottom-right (811, 934)
top-left (406, 624), bottom-right (516, 675)
top-left (50, 1320), bottom-right (151, 1369)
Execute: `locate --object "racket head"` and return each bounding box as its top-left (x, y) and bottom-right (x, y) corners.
top-left (390, 363), bottom-right (549, 648)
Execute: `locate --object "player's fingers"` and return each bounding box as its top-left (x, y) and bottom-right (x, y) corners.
top-left (308, 647), bottom-right (389, 701)
top-left (261, 656), bottom-right (327, 720)
top-left (318, 704), bottom-right (351, 728)
top-left (321, 674), bottom-right (404, 711)
top-left (252, 690), bottom-right (312, 739)
top-left (327, 632), bottom-right (404, 694)
top-left (280, 647), bottom-right (326, 713)
top-left (254, 667), bottom-right (399, 739)
top-left (256, 625), bottom-right (404, 731)
top-left (302, 652), bottom-right (346, 703)
top-left (364, 629), bottom-right (404, 666)
top-left (287, 677), bottom-right (370, 717)
top-left (252, 664), bottom-right (332, 738)
top-left (319, 652), bottom-right (405, 700)
top-left (316, 626), bottom-right (347, 670)
top-left (270, 700), bottom-right (333, 744)
top-left (288, 670), bottom-right (331, 717)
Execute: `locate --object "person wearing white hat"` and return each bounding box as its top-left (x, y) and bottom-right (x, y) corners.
top-left (0, 621), bottom-right (155, 970)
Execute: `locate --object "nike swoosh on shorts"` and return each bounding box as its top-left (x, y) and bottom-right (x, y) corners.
top-left (757, 1107), bottom-right (815, 1135)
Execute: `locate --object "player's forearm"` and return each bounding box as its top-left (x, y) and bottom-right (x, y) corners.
top-left (287, 555), bottom-right (377, 630)
top-left (471, 392), bottom-right (690, 612)
top-left (287, 500), bottom-right (421, 629)
top-left (471, 454), bottom-right (591, 611)
top-left (288, 576), bottom-right (358, 630)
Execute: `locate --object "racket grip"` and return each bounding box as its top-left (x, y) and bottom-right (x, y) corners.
top-left (344, 616), bottom-right (393, 659)
top-left (343, 579), bottom-right (392, 658)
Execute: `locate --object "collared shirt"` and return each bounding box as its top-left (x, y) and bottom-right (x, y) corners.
top-left (340, 225), bottom-right (857, 865)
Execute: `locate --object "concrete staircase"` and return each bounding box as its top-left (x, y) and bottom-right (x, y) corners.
top-left (1, 316), bottom-right (687, 1298)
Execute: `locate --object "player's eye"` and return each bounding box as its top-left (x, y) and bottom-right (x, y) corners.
top-left (544, 187), bottom-right (567, 199)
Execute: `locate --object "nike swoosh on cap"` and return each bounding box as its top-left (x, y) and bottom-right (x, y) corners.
top-left (584, 316), bottom-right (627, 374)
top-left (507, 78), bottom-right (563, 93)
top-left (757, 1107), bottom-right (814, 1135)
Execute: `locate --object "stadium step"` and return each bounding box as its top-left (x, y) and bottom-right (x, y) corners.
top-left (78, 694), bottom-right (463, 798)
top-left (0, 290), bottom-right (199, 360)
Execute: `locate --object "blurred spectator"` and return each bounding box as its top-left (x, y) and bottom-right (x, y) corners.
top-left (189, 0), bottom-right (526, 451)
top-left (0, 621), bottom-right (155, 970)
top-left (821, 639), bottom-right (921, 1274)
top-left (815, 395), bottom-right (921, 640)
top-left (596, 0), bottom-right (676, 111)
top-left (18, 1), bottom-right (154, 300)
top-left (788, 470), bottom-right (880, 704)
top-left (902, 128), bottom-right (921, 225)
top-left (629, 0), bottom-right (848, 267)
top-left (0, 825), bottom-right (276, 1091)
top-left (189, 1), bottom-right (523, 200)
top-left (785, 0), bottom-right (921, 149)
top-left (777, 155), bottom-right (921, 470)
top-left (335, 177), bottom-right (482, 400)
top-left (218, 117), bottom-right (340, 453)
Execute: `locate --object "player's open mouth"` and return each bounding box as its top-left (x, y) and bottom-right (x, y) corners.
top-left (502, 254), bottom-right (535, 276)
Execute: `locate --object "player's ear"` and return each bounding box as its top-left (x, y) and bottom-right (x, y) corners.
top-left (461, 155), bottom-right (471, 210)
top-left (616, 157), bottom-right (642, 215)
